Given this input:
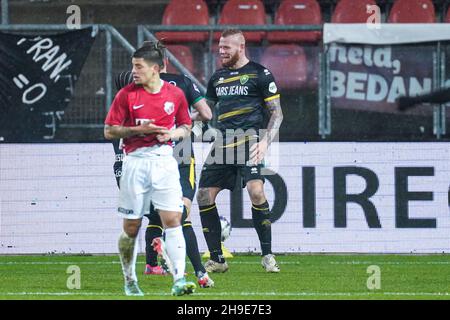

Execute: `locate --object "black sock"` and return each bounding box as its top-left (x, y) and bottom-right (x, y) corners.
top-left (183, 221), bottom-right (207, 278)
top-left (145, 225), bottom-right (163, 266)
top-left (199, 204), bottom-right (224, 263)
top-left (252, 201), bottom-right (272, 256)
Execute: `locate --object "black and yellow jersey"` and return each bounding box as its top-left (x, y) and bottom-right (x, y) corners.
top-left (206, 61), bottom-right (280, 134)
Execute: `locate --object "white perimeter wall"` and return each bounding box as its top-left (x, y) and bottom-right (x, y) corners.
top-left (0, 142), bottom-right (449, 254)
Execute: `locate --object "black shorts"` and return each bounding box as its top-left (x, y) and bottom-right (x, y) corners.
top-left (178, 159), bottom-right (197, 202)
top-left (198, 134), bottom-right (264, 190)
top-left (199, 163), bottom-right (265, 191)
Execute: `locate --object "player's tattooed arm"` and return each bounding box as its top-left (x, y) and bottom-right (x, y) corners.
top-left (250, 97), bottom-right (283, 164)
top-left (263, 97), bottom-right (283, 145)
top-left (104, 121), bottom-right (167, 140)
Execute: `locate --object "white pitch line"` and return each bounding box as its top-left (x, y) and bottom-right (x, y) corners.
top-left (329, 261), bottom-right (450, 265)
top-left (0, 261), bottom-right (122, 265)
top-left (1, 291), bottom-right (449, 297)
top-left (1, 260), bottom-right (450, 266)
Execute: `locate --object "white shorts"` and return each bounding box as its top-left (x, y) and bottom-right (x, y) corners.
top-left (117, 145), bottom-right (184, 220)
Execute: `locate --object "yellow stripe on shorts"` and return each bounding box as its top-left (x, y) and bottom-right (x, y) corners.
top-left (189, 157), bottom-right (195, 189)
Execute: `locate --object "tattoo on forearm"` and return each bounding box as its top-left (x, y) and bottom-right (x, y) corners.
top-left (264, 98), bottom-right (283, 144)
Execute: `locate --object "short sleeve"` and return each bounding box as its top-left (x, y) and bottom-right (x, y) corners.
top-left (257, 67), bottom-right (281, 103)
top-left (175, 92), bottom-right (192, 127)
top-left (183, 75), bottom-right (204, 106)
top-left (205, 74), bottom-right (218, 102)
top-left (105, 89), bottom-right (129, 126)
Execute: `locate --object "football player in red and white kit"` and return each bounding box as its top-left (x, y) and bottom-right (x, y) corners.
top-left (104, 42), bottom-right (195, 296)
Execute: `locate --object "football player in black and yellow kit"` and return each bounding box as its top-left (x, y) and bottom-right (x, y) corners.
top-left (197, 29), bottom-right (284, 273)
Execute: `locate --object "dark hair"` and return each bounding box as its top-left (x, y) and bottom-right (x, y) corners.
top-left (221, 29), bottom-right (244, 39)
top-left (132, 40), bottom-right (166, 68)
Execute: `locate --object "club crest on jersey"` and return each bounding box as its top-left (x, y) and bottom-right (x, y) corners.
top-left (240, 74), bottom-right (249, 85)
top-left (164, 101), bottom-right (175, 115)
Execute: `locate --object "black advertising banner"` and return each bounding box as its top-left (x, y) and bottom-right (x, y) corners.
top-left (0, 27), bottom-right (96, 142)
top-left (329, 43), bottom-right (436, 115)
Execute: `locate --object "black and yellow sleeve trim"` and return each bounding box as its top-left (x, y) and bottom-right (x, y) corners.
top-left (264, 94), bottom-right (280, 103)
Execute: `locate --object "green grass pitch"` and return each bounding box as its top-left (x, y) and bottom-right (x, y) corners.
top-left (0, 254), bottom-right (449, 300)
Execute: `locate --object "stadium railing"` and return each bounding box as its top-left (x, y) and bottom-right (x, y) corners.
top-left (0, 22), bottom-right (447, 140)
top-left (0, 24), bottom-right (137, 130)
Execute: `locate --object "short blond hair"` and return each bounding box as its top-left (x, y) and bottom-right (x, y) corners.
top-left (221, 29), bottom-right (244, 39)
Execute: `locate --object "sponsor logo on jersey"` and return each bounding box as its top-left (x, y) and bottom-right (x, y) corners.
top-left (132, 104), bottom-right (144, 110)
top-left (268, 82), bottom-right (277, 94)
top-left (240, 74), bottom-right (249, 85)
top-left (216, 85), bottom-right (249, 96)
top-left (135, 118), bottom-right (151, 125)
top-left (164, 101), bottom-right (175, 115)
top-left (264, 69), bottom-right (271, 76)
top-left (251, 167), bottom-right (258, 174)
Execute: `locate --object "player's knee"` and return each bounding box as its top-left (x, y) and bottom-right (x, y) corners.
top-left (181, 207), bottom-right (190, 223)
top-left (160, 212), bottom-right (182, 228)
top-left (248, 188), bottom-right (266, 204)
top-left (123, 221), bottom-right (141, 238)
top-left (197, 188), bottom-right (212, 206)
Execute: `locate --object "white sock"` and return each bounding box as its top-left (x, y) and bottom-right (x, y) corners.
top-left (118, 232), bottom-right (138, 283)
top-left (164, 226), bottom-right (186, 282)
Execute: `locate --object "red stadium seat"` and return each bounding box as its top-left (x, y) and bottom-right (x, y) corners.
top-left (156, 0), bottom-right (210, 43)
top-left (267, 0), bottom-right (322, 43)
top-left (445, 7), bottom-right (450, 22)
top-left (331, 0), bottom-right (378, 23)
top-left (215, 0), bottom-right (267, 43)
top-left (260, 44), bottom-right (308, 90)
top-left (165, 45), bottom-right (196, 75)
top-left (388, 0), bottom-right (435, 23)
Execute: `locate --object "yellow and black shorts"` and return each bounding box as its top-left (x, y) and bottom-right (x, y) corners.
top-left (178, 158), bottom-right (197, 202)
